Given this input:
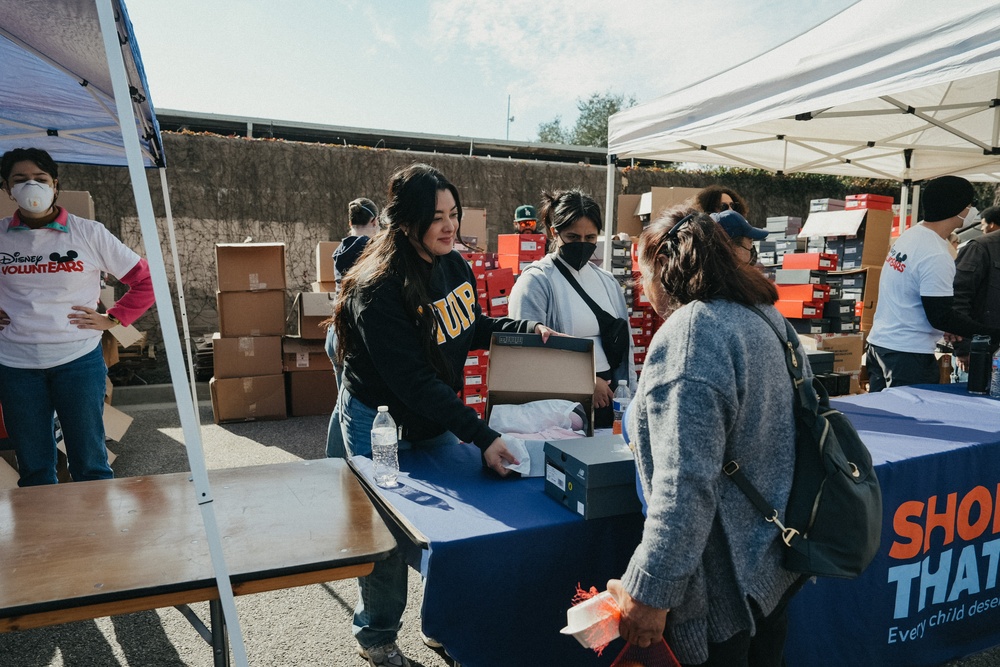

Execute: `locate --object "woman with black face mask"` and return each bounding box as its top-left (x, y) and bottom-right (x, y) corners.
top-left (509, 190), bottom-right (636, 428)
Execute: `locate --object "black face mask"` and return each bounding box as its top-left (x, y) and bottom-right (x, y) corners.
top-left (557, 241), bottom-right (598, 270)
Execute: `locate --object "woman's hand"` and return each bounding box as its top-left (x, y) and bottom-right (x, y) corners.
top-left (0, 309), bottom-right (9, 331)
top-left (607, 579), bottom-right (669, 648)
top-left (534, 323), bottom-right (564, 343)
top-left (483, 437), bottom-right (520, 477)
top-left (594, 377), bottom-right (614, 409)
top-left (69, 306), bottom-right (117, 331)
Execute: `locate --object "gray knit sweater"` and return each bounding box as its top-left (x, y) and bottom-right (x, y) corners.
top-left (622, 299), bottom-right (806, 664)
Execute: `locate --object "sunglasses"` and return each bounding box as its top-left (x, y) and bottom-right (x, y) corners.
top-left (668, 213), bottom-right (696, 238)
top-left (718, 202), bottom-right (743, 213)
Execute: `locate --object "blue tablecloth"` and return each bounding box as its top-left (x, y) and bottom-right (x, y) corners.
top-left (352, 443), bottom-right (644, 667)
top-left (786, 384), bottom-right (1000, 667)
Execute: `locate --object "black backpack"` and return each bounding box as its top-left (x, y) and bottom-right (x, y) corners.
top-left (724, 307), bottom-right (883, 579)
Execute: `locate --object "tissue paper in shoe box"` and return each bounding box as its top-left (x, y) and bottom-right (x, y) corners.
top-left (544, 435), bottom-right (642, 519)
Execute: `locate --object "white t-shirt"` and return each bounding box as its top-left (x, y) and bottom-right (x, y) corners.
top-left (867, 223), bottom-right (954, 354)
top-left (560, 258), bottom-right (616, 373)
top-left (0, 212), bottom-right (141, 368)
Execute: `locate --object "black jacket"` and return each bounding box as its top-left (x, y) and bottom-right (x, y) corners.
top-left (333, 235), bottom-right (370, 281)
top-left (953, 233), bottom-right (1000, 354)
top-left (340, 251), bottom-right (538, 450)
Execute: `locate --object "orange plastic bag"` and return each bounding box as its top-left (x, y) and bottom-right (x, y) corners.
top-left (609, 639), bottom-right (682, 667)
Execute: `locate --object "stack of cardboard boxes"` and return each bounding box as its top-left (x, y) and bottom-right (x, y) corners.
top-left (285, 289), bottom-right (337, 417)
top-left (210, 243), bottom-right (288, 424)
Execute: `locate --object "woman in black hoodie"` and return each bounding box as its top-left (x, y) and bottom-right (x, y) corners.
top-left (332, 163), bottom-right (556, 666)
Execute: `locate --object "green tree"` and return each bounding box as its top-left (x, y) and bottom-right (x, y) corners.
top-left (537, 92), bottom-right (636, 147)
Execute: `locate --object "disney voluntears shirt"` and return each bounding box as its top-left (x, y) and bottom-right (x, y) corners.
top-left (867, 224), bottom-right (955, 354)
top-left (0, 209), bottom-right (151, 369)
top-left (340, 250), bottom-right (539, 450)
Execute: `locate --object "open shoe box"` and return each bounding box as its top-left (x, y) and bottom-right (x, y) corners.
top-left (486, 332), bottom-right (595, 476)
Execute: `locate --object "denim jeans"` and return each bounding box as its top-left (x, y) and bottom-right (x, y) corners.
top-left (338, 387), bottom-right (458, 649)
top-left (0, 345), bottom-right (110, 486)
top-left (325, 325), bottom-right (346, 458)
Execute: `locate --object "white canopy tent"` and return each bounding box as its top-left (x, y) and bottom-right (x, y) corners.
top-left (604, 0), bottom-right (1000, 259)
top-left (0, 1), bottom-right (249, 664)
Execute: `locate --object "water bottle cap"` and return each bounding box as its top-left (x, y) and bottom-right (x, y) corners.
top-left (618, 380), bottom-right (627, 386)
top-left (377, 405), bottom-right (389, 412)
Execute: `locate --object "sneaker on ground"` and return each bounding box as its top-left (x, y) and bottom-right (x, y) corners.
top-left (358, 641), bottom-right (411, 667)
top-left (420, 631), bottom-right (443, 649)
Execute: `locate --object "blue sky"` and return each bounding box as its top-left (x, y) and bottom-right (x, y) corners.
top-left (126, 0), bottom-right (858, 142)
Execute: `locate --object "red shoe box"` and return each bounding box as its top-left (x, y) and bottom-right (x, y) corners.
top-left (466, 350), bottom-right (489, 367)
top-left (462, 385), bottom-right (487, 406)
top-left (463, 366), bottom-right (488, 389)
top-left (776, 300), bottom-right (823, 319)
top-left (845, 194), bottom-right (894, 211)
top-left (776, 284), bottom-right (831, 303)
top-left (485, 268), bottom-right (515, 300)
top-left (488, 303), bottom-right (509, 317)
top-left (497, 234), bottom-right (546, 257)
top-left (781, 253), bottom-right (838, 271)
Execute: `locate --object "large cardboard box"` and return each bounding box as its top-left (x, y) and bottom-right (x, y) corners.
top-left (635, 187), bottom-right (701, 221)
top-left (282, 337), bottom-right (333, 372)
top-left (486, 332), bottom-right (595, 434)
top-left (210, 375), bottom-right (287, 424)
top-left (290, 291), bottom-right (335, 340)
top-left (462, 208), bottom-right (487, 250)
top-left (798, 209), bottom-right (893, 268)
top-left (315, 241), bottom-right (341, 283)
top-left (0, 190), bottom-right (95, 219)
top-left (616, 194), bottom-right (643, 237)
top-left (217, 290), bottom-right (286, 337)
top-left (216, 243), bottom-right (286, 292)
top-left (799, 333), bottom-right (865, 373)
top-left (286, 370), bottom-right (337, 417)
top-left (543, 434), bottom-right (642, 519)
top-left (213, 332), bottom-right (283, 379)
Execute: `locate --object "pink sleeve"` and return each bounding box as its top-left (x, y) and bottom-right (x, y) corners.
top-left (106, 258), bottom-right (155, 327)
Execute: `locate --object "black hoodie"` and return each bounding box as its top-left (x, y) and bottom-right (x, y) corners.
top-left (340, 250), bottom-right (538, 450)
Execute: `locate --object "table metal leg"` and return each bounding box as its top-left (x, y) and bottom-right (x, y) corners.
top-left (210, 598), bottom-right (230, 667)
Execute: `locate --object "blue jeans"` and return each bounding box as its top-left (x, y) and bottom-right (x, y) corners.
top-left (0, 345), bottom-right (109, 486)
top-left (325, 326), bottom-right (346, 458)
top-left (338, 387), bottom-right (458, 649)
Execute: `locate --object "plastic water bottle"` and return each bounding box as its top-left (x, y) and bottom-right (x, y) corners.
top-left (612, 380), bottom-right (632, 435)
top-left (991, 349), bottom-right (1000, 399)
top-left (371, 406), bottom-right (399, 488)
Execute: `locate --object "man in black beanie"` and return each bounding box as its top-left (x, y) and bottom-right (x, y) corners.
top-left (867, 176), bottom-right (999, 390)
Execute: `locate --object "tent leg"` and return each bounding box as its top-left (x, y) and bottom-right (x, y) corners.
top-left (603, 154), bottom-right (616, 269)
top-left (95, 1), bottom-right (249, 666)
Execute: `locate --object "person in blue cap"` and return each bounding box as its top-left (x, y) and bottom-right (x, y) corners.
top-left (513, 204), bottom-right (538, 234)
top-left (711, 209), bottom-right (769, 266)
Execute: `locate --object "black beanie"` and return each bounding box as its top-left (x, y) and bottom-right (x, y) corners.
top-left (923, 175), bottom-right (975, 222)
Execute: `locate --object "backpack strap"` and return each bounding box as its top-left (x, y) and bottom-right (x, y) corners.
top-left (723, 305), bottom-right (813, 547)
top-left (553, 256), bottom-right (611, 322)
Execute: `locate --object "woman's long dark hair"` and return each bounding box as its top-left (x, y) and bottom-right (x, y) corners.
top-left (638, 206), bottom-right (777, 309)
top-left (334, 163), bottom-right (463, 379)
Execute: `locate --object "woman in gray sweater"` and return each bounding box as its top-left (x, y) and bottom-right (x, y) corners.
top-left (609, 209), bottom-right (806, 666)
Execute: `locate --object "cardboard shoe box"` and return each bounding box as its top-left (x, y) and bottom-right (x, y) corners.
top-left (282, 337), bottom-right (333, 372)
top-left (543, 434), bottom-right (642, 519)
top-left (800, 333), bottom-right (865, 373)
top-left (217, 290), bottom-right (287, 337)
top-left (213, 332), bottom-right (283, 379)
top-left (210, 375), bottom-right (287, 424)
top-left (216, 243), bottom-right (287, 292)
top-left (315, 241), bottom-right (341, 284)
top-left (290, 292), bottom-right (335, 340)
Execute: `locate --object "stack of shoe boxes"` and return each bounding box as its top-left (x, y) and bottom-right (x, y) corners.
top-left (463, 252), bottom-right (498, 313)
top-left (628, 243), bottom-right (664, 377)
top-left (774, 253), bottom-right (838, 331)
top-left (462, 350), bottom-right (490, 419)
top-left (211, 243), bottom-right (288, 424)
top-left (484, 268), bottom-right (515, 317)
top-left (497, 233), bottom-right (546, 275)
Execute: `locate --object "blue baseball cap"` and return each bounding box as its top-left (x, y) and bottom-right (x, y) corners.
top-left (711, 210), bottom-right (769, 241)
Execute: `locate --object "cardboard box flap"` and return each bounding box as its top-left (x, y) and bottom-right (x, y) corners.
top-left (282, 337), bottom-right (327, 354)
top-left (798, 209), bottom-right (867, 238)
top-left (488, 333), bottom-right (595, 396)
top-left (297, 291), bottom-right (336, 317)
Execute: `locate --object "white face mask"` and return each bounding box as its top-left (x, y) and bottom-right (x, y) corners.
top-left (10, 180), bottom-right (55, 214)
top-left (963, 206), bottom-right (979, 227)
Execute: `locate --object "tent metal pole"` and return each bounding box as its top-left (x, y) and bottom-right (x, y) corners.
top-left (603, 154), bottom-right (615, 270)
top-left (95, 1), bottom-right (249, 665)
top-left (158, 168), bottom-right (200, 409)
top-left (899, 184), bottom-right (910, 233)
top-left (912, 185), bottom-right (922, 230)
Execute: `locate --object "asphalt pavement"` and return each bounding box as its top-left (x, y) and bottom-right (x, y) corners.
top-left (1, 384), bottom-right (999, 667)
